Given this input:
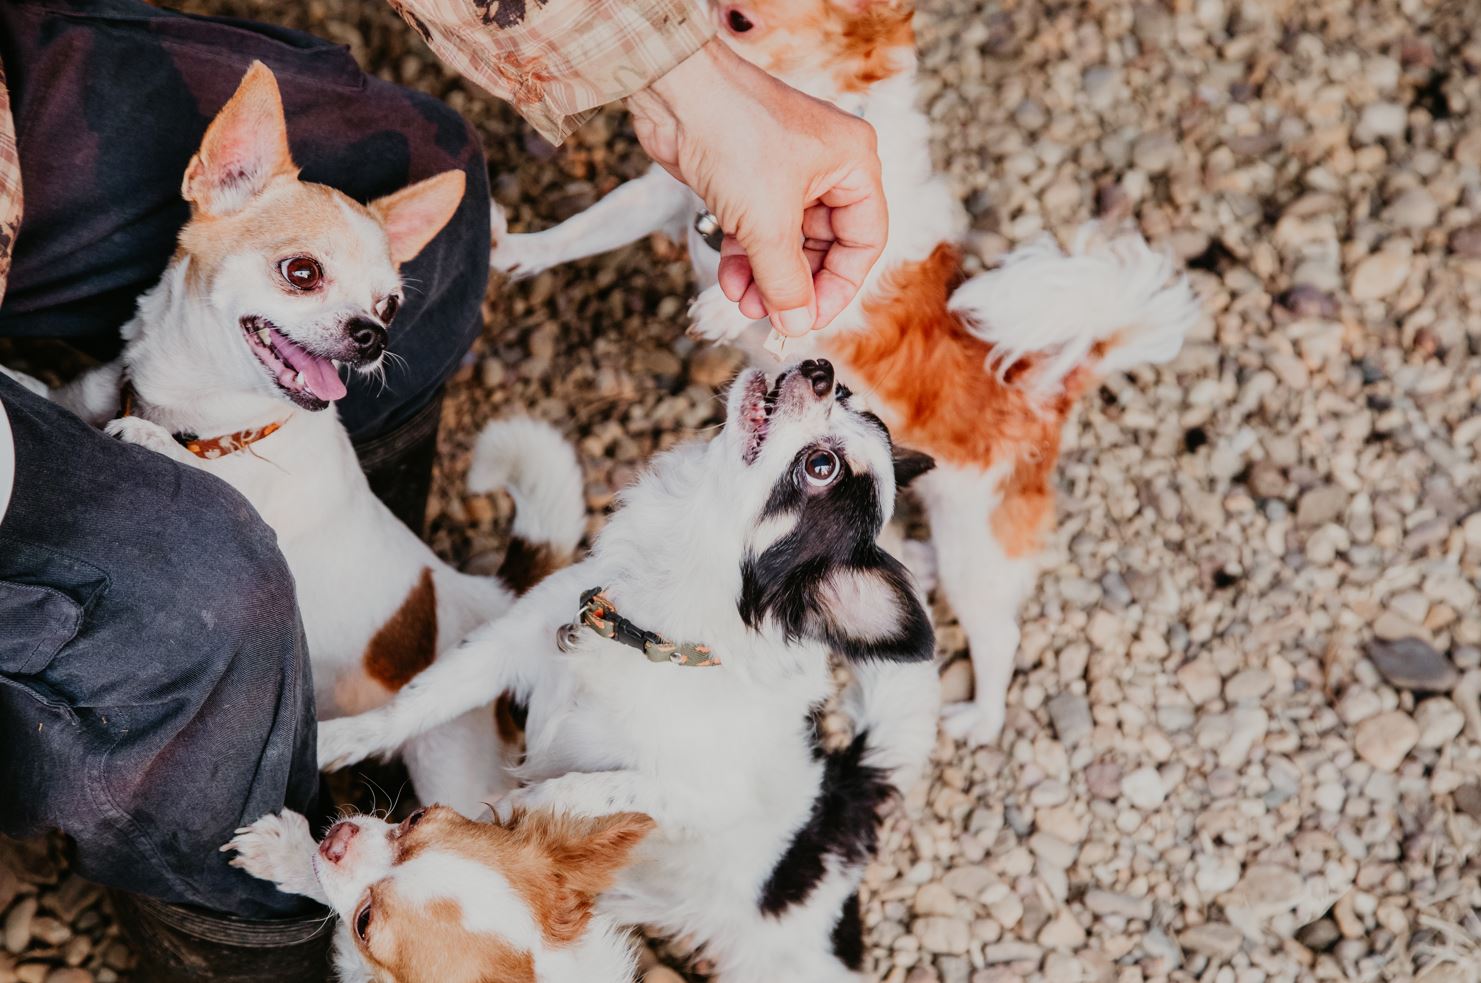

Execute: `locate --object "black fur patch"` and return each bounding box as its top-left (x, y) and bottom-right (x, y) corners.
top-left (831, 892), bottom-right (865, 971)
top-left (758, 730), bottom-right (894, 915)
top-left (739, 450), bottom-right (934, 663)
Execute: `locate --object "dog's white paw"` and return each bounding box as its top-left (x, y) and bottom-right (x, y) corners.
top-left (317, 714), bottom-right (388, 771)
top-left (104, 416), bottom-right (188, 460)
top-left (222, 811), bottom-right (315, 885)
top-left (688, 286), bottom-right (763, 344)
top-left (940, 699), bottom-right (1005, 746)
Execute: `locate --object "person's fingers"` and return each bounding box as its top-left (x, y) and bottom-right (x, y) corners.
top-left (802, 204), bottom-right (834, 241)
top-left (809, 166), bottom-right (887, 330)
top-left (717, 248), bottom-right (751, 303)
top-left (736, 214), bottom-right (817, 335)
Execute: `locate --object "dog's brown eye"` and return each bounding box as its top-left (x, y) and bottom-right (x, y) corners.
top-left (803, 449), bottom-right (840, 487)
top-left (725, 7), bottom-right (754, 33)
top-left (280, 257), bottom-right (322, 291)
top-left (354, 899), bottom-right (373, 941)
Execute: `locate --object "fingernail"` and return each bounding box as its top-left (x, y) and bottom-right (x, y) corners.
top-left (772, 307), bottom-right (814, 337)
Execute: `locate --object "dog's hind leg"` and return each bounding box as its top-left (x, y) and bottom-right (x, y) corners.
top-left (916, 465), bottom-right (1038, 746)
top-left (402, 708), bottom-right (515, 817)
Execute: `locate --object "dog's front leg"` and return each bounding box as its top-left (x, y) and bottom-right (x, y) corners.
top-left (221, 810), bottom-right (331, 906)
top-left (104, 416), bottom-right (199, 466)
top-left (491, 166), bottom-right (694, 279)
top-left (496, 771), bottom-right (682, 829)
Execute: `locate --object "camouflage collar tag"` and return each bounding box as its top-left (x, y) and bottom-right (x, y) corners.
top-left (569, 587), bottom-right (719, 667)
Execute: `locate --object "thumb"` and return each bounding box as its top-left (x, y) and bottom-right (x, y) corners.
top-left (738, 223), bottom-right (817, 336)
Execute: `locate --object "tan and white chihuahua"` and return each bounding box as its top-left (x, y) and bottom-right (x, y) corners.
top-left (492, 0), bottom-right (1201, 744)
top-left (225, 804), bottom-right (653, 983)
top-left (70, 63), bottom-right (585, 814)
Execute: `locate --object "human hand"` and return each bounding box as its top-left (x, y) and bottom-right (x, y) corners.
top-left (628, 39), bottom-right (886, 337)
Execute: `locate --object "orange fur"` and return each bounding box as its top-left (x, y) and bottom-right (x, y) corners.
top-left (826, 244), bottom-right (1094, 557)
top-left (356, 806), bottom-right (653, 982)
top-left (723, 0), bottom-right (915, 94)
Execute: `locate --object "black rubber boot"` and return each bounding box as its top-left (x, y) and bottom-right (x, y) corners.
top-left (354, 389), bottom-right (444, 537)
top-left (110, 891), bottom-right (333, 983)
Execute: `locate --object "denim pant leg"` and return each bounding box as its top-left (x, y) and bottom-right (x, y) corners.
top-left (0, 0), bottom-right (490, 443)
top-left (0, 374), bottom-right (318, 918)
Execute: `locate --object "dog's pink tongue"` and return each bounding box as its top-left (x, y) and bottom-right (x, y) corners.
top-left (297, 355), bottom-right (347, 402)
top-left (271, 329), bottom-right (348, 402)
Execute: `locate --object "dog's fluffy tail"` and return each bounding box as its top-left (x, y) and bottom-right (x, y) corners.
top-left (843, 659), bottom-right (941, 794)
top-left (468, 417), bottom-right (586, 594)
top-left (949, 223), bottom-right (1201, 401)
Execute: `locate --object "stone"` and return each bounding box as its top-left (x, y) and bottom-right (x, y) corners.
top-left (1296, 485), bottom-right (1347, 527)
top-left (1356, 102), bottom-right (1407, 141)
top-left (1454, 783), bottom-right (1481, 819)
top-left (43, 972), bottom-right (91, 983)
top-left (1083, 889), bottom-right (1152, 920)
top-left (3, 898), bottom-right (36, 956)
top-left (1414, 698), bottom-right (1465, 748)
top-left (982, 941), bottom-right (1043, 965)
top-left (941, 866), bottom-right (994, 899)
top-left (1085, 761), bottom-right (1122, 800)
top-left (1383, 188), bottom-right (1438, 229)
top-left (1450, 222), bottom-right (1481, 259)
top-left (1045, 692), bottom-right (1091, 745)
top-left (1121, 767), bottom-right (1166, 810)
top-left (1349, 250), bottom-right (1411, 301)
top-left (1036, 910), bottom-right (1086, 949)
top-left (915, 883), bottom-right (960, 917)
top-left (1354, 710), bottom-right (1420, 771)
top-left (915, 917), bottom-right (970, 955)
top-left (1132, 132), bottom-right (1178, 173)
top-left (1296, 918), bottom-right (1340, 951)
top-left (1177, 659), bottom-right (1223, 705)
top-left (1365, 637), bottom-right (1458, 691)
top-left (1178, 922), bottom-right (1244, 959)
top-left (1224, 668), bottom-right (1273, 702)
top-left (1231, 864), bottom-right (1303, 908)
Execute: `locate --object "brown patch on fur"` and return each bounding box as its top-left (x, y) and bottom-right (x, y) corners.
top-left (493, 692), bottom-right (527, 746)
top-left (360, 890), bottom-right (535, 983)
top-left (826, 244), bottom-right (1106, 557)
top-left (497, 537), bottom-right (566, 595)
top-left (835, 2), bottom-right (916, 91)
top-left (398, 807), bottom-right (654, 947)
top-left (365, 567), bottom-right (439, 691)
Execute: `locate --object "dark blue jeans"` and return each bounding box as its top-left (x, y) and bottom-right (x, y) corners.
top-left (0, 0), bottom-right (488, 917)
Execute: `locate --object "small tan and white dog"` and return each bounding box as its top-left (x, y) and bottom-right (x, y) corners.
top-left (491, 0), bottom-right (1201, 744)
top-left (63, 63), bottom-right (585, 814)
top-left (224, 804), bottom-right (653, 983)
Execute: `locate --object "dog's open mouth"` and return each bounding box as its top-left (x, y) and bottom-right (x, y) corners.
top-left (738, 371), bottom-right (783, 464)
top-left (241, 316), bottom-right (347, 409)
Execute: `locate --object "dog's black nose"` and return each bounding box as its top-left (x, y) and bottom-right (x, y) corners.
top-left (799, 359), bottom-right (834, 397)
top-left (348, 318), bottom-right (387, 360)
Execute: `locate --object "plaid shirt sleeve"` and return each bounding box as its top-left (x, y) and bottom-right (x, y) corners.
top-left (0, 60), bottom-right (21, 309)
top-left (387, 0), bottom-right (715, 145)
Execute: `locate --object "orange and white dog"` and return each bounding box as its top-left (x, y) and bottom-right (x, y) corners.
top-left (225, 804), bottom-right (653, 982)
top-left (62, 63), bottom-right (584, 812)
top-left (492, 0), bottom-right (1200, 743)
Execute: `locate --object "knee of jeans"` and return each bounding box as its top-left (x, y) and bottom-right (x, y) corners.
top-left (171, 473), bottom-right (300, 648)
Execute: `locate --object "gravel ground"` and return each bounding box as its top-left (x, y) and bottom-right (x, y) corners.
top-left (5, 0), bottom-right (1481, 980)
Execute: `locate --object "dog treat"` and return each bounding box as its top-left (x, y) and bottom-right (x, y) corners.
top-left (763, 329), bottom-right (787, 360)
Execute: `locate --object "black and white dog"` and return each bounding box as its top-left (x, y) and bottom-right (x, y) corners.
top-left (318, 359), bottom-right (940, 981)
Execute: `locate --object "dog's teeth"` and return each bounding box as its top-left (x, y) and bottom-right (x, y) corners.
top-left (294, 372), bottom-right (306, 386)
top-left (332, 359), bottom-right (342, 370)
top-left (257, 329), bottom-right (270, 345)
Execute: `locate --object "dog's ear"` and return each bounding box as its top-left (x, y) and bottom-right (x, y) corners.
top-left (182, 62), bottom-right (297, 215)
top-left (893, 447), bottom-right (935, 488)
top-left (527, 811), bottom-right (654, 944)
top-left (809, 552), bottom-right (935, 664)
top-left (369, 170), bottom-right (467, 266)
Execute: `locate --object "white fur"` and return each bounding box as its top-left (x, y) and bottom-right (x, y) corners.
top-left (468, 417), bottom-right (586, 554)
top-left (949, 225), bottom-right (1200, 399)
top-left (319, 368), bottom-right (937, 982)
